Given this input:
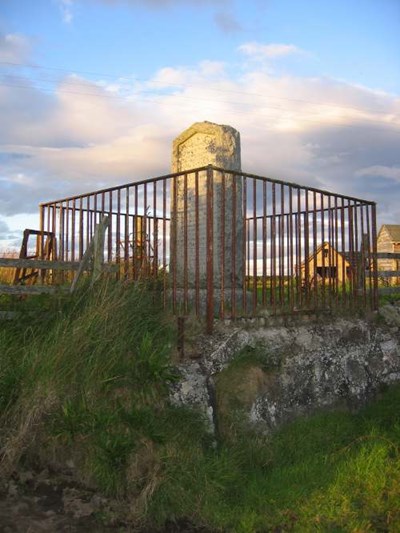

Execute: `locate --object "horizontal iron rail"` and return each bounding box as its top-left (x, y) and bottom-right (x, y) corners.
top-left (40, 165), bottom-right (211, 206)
top-left (49, 205), bottom-right (171, 221)
top-left (216, 167), bottom-right (376, 205)
top-left (246, 202), bottom-right (368, 221)
top-left (40, 165), bottom-right (376, 208)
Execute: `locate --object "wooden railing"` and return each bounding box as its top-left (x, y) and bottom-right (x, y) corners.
top-left (0, 217), bottom-right (117, 296)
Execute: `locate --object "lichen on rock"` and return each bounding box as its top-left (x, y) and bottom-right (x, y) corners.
top-left (170, 307), bottom-right (400, 438)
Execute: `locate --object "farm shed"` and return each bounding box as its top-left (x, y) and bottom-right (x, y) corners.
top-left (377, 224), bottom-right (400, 285)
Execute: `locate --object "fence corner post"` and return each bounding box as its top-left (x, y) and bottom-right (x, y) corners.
top-left (206, 165), bottom-right (214, 334)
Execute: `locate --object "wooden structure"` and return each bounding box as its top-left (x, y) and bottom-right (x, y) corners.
top-left (377, 225), bottom-right (400, 285)
top-left (0, 217), bottom-right (117, 296)
top-left (13, 229), bottom-right (56, 285)
top-left (299, 242), bottom-right (352, 285)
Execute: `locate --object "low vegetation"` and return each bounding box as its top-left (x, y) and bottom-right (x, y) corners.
top-left (0, 280), bottom-right (400, 531)
top-left (0, 250), bottom-right (19, 285)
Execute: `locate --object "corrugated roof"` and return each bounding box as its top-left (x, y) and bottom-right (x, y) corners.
top-left (381, 224), bottom-right (400, 242)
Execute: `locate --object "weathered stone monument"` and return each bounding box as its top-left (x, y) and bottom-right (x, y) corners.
top-left (170, 121), bottom-right (244, 295)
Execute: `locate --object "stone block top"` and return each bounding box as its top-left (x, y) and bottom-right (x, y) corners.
top-left (172, 121), bottom-right (241, 173)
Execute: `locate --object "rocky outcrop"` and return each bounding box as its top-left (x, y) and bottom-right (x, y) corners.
top-left (169, 305), bottom-right (400, 435)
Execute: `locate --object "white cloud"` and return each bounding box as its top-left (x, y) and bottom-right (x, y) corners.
top-left (0, 33), bottom-right (32, 63)
top-left (0, 49), bottom-right (399, 236)
top-left (238, 42), bottom-right (303, 60)
top-left (57, 0), bottom-right (75, 24)
top-left (355, 165), bottom-right (400, 181)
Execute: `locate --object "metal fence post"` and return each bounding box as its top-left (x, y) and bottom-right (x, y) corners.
top-left (206, 165), bottom-right (214, 334)
top-left (371, 203), bottom-right (378, 310)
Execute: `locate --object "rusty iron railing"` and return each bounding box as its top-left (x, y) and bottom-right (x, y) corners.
top-left (39, 165), bottom-right (378, 329)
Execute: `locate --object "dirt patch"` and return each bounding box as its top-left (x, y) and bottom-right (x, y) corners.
top-left (0, 468), bottom-right (123, 532)
top-left (0, 468), bottom-right (215, 532)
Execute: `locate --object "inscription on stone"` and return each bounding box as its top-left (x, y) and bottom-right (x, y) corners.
top-left (171, 121), bottom-right (244, 289)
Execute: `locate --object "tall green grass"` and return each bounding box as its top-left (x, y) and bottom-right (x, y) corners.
top-left (1, 281), bottom-right (400, 531)
top-left (0, 281), bottom-right (181, 492)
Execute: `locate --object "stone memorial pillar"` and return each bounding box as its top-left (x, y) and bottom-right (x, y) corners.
top-left (170, 121), bottom-right (244, 295)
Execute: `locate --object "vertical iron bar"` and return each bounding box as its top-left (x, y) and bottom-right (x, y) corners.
top-left (220, 171), bottom-right (226, 318)
top-left (354, 202), bottom-right (359, 304)
top-left (328, 195), bottom-right (333, 299)
top-left (172, 177), bottom-right (177, 312)
top-left (348, 201), bottom-right (355, 306)
top-left (289, 187), bottom-right (294, 311)
top-left (78, 198), bottom-right (83, 260)
top-left (242, 176), bottom-right (247, 313)
top-left (86, 197), bottom-right (90, 254)
top-left (304, 191), bottom-right (310, 308)
top-left (108, 191), bottom-right (112, 263)
top-left (65, 200), bottom-right (70, 262)
top-left (253, 179), bottom-right (257, 313)
top-left (271, 183), bottom-right (276, 313)
top-left (335, 197), bottom-right (340, 306)
top-left (195, 172), bottom-right (200, 315)
top-left (231, 173), bottom-right (237, 318)
top-left (134, 185), bottom-right (139, 280)
top-left (162, 179), bottom-right (167, 308)
top-left (39, 206), bottom-right (45, 283)
top-left (46, 206), bottom-right (51, 261)
top-left (125, 188), bottom-right (129, 278)
top-left (206, 166), bottom-right (214, 334)
top-left (360, 205), bottom-right (367, 306)
top-left (280, 184), bottom-right (285, 307)
top-left (116, 189), bottom-right (121, 279)
top-left (371, 203), bottom-right (378, 310)
top-left (71, 199), bottom-right (76, 263)
top-left (153, 182), bottom-right (158, 278)
top-left (59, 206), bottom-right (65, 262)
top-left (340, 198), bottom-right (346, 307)
top-left (320, 193), bottom-right (325, 308)
top-left (143, 184), bottom-right (148, 277)
top-left (262, 179), bottom-right (267, 307)
top-left (297, 189), bottom-right (302, 308)
top-left (101, 192), bottom-right (105, 217)
top-left (93, 194), bottom-right (98, 228)
top-left (366, 205), bottom-right (372, 309)
top-left (183, 173), bottom-right (188, 313)
top-left (312, 191), bottom-right (317, 309)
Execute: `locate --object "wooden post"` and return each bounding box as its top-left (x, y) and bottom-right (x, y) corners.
top-left (13, 229), bottom-right (29, 285)
top-left (92, 216), bottom-right (109, 286)
top-left (70, 216), bottom-right (109, 293)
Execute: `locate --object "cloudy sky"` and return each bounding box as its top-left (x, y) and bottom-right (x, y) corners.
top-left (0, 0), bottom-right (399, 248)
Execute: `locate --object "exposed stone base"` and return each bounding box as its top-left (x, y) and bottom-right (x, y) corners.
top-left (169, 303), bottom-right (400, 436)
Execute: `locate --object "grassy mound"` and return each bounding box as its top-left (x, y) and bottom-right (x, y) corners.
top-left (1, 282), bottom-right (400, 531)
